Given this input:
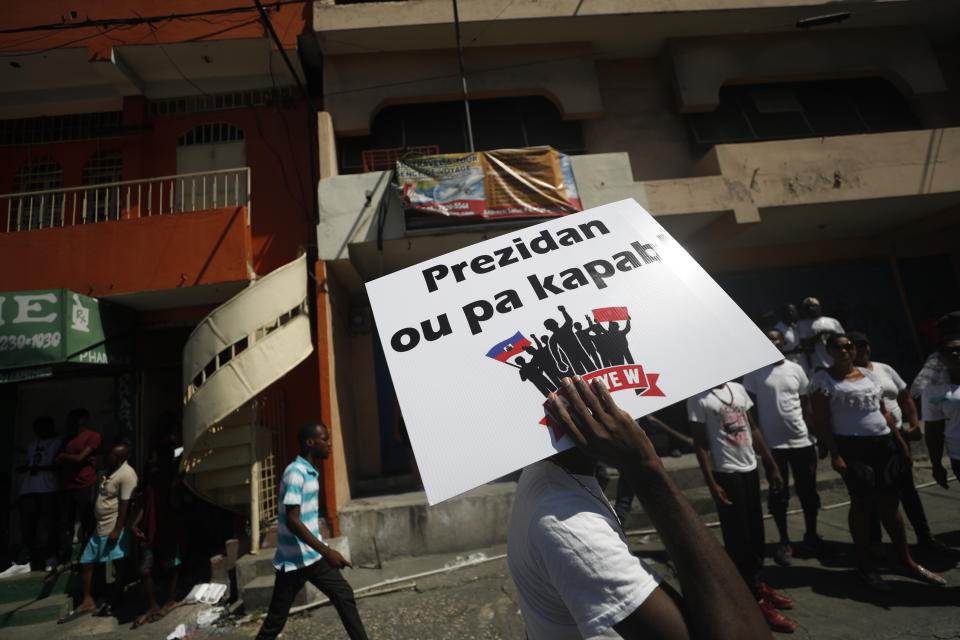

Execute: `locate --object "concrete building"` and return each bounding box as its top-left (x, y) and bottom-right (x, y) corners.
top-left (308, 0), bottom-right (960, 561)
top-left (2, 0), bottom-right (959, 575)
top-left (0, 1), bottom-right (326, 566)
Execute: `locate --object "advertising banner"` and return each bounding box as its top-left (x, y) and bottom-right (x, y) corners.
top-left (367, 199), bottom-right (782, 505)
top-left (0, 288), bottom-right (130, 371)
top-left (398, 147), bottom-right (582, 219)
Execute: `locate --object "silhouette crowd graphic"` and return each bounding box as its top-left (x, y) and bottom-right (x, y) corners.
top-left (487, 305), bottom-right (634, 397)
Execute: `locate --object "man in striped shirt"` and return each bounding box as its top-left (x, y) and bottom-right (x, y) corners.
top-left (255, 422), bottom-right (368, 640)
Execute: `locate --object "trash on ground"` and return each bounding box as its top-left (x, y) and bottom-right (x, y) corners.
top-left (184, 582), bottom-right (228, 604)
top-left (197, 606), bottom-right (227, 628)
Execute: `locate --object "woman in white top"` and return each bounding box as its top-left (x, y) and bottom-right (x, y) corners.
top-left (810, 334), bottom-right (945, 590)
top-left (850, 332), bottom-right (952, 555)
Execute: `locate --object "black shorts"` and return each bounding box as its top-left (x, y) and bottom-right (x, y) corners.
top-left (835, 434), bottom-right (902, 497)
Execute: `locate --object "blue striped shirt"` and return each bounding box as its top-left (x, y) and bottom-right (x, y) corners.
top-left (274, 456), bottom-right (324, 571)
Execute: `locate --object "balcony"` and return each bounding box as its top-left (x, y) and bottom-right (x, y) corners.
top-left (3, 168), bottom-right (250, 232)
top-left (0, 168), bottom-right (254, 307)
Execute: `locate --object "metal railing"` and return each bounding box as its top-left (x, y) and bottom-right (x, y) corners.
top-left (2, 167), bottom-right (251, 232)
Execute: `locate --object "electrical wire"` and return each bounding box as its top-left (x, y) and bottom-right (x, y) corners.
top-left (0, 0), bottom-right (311, 35)
top-left (0, 23), bottom-right (128, 57)
top-left (148, 22), bottom-right (212, 97)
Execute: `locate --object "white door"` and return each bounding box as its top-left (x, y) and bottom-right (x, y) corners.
top-left (175, 124), bottom-right (246, 212)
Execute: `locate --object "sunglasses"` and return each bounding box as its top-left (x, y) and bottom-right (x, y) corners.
top-left (941, 346), bottom-right (960, 357)
top-left (830, 343), bottom-right (855, 351)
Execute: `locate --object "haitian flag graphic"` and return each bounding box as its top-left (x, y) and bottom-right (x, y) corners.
top-left (485, 304), bottom-right (664, 441)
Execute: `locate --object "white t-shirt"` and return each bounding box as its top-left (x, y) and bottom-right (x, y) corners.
top-left (797, 316), bottom-right (844, 370)
top-left (921, 383), bottom-right (960, 461)
top-left (911, 352), bottom-right (947, 398)
top-left (687, 382), bottom-right (757, 473)
top-left (507, 461), bottom-right (661, 640)
top-left (19, 435), bottom-right (63, 495)
top-left (809, 367), bottom-right (890, 436)
top-left (742, 361), bottom-right (813, 449)
top-left (870, 362), bottom-right (907, 428)
top-left (774, 321), bottom-right (805, 370)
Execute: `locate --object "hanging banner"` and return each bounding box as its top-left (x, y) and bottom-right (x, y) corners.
top-left (398, 146), bottom-right (582, 219)
top-left (367, 199), bottom-right (782, 505)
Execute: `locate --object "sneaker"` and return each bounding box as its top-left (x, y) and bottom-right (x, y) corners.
top-left (0, 563), bottom-right (30, 579)
top-left (759, 598), bottom-right (797, 633)
top-left (773, 542), bottom-right (793, 567)
top-left (760, 582), bottom-right (794, 610)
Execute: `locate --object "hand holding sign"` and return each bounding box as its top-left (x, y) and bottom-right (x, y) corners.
top-left (548, 377), bottom-right (660, 470)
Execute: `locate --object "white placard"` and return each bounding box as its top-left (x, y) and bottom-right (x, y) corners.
top-left (367, 199), bottom-right (781, 504)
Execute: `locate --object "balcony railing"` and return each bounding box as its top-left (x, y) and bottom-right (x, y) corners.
top-left (2, 167), bottom-right (251, 232)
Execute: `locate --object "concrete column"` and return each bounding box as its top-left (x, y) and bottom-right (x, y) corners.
top-left (317, 112), bottom-right (339, 180)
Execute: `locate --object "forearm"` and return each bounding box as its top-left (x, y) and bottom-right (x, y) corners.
top-left (115, 501), bottom-right (130, 530)
top-left (888, 423), bottom-right (911, 457)
top-left (694, 448), bottom-right (720, 493)
top-left (899, 393), bottom-right (920, 428)
top-left (925, 423), bottom-right (946, 468)
top-left (628, 462), bottom-right (771, 639)
top-left (289, 518), bottom-right (329, 556)
top-left (751, 429), bottom-right (777, 471)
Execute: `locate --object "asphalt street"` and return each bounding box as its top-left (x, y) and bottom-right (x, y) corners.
top-left (240, 479), bottom-right (960, 640)
top-left (7, 474), bottom-right (959, 640)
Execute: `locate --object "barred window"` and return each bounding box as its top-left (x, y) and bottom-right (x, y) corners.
top-left (150, 88), bottom-right (293, 117)
top-left (82, 152), bottom-right (124, 223)
top-left (177, 123), bottom-right (245, 147)
top-left (0, 112), bottom-right (122, 146)
top-left (14, 159), bottom-right (64, 229)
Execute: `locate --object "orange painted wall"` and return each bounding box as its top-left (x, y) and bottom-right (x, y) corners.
top-left (0, 206), bottom-right (251, 295)
top-left (0, 95), bottom-right (316, 279)
top-left (0, 1), bottom-right (307, 59)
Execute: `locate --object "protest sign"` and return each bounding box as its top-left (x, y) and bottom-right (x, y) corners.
top-left (367, 199), bottom-right (782, 504)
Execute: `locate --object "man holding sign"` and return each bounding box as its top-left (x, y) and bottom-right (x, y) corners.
top-left (508, 376), bottom-right (772, 639)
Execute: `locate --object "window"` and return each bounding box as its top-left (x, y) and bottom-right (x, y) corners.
top-left (150, 87), bottom-right (293, 117)
top-left (686, 77), bottom-right (919, 149)
top-left (82, 152), bottom-right (123, 223)
top-left (14, 160), bottom-right (63, 229)
top-left (176, 123), bottom-right (246, 211)
top-left (0, 112), bottom-right (122, 146)
top-left (338, 96), bottom-right (586, 173)
top-left (176, 123), bottom-right (245, 146)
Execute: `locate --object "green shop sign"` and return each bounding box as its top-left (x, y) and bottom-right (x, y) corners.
top-left (0, 289), bottom-right (131, 371)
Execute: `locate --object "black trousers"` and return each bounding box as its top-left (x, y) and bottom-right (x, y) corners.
top-left (255, 559), bottom-right (368, 640)
top-left (767, 446), bottom-right (821, 518)
top-left (59, 485), bottom-right (95, 563)
top-left (714, 469), bottom-right (765, 599)
top-left (16, 492), bottom-right (59, 566)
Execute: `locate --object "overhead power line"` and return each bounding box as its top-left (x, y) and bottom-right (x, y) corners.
top-left (0, 0), bottom-right (311, 35)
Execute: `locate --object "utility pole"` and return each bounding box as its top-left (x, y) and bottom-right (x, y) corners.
top-left (452, 0), bottom-right (475, 152)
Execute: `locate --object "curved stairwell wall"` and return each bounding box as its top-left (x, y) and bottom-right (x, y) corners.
top-left (180, 254), bottom-right (313, 551)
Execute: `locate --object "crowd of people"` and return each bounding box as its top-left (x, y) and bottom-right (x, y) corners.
top-left (2, 410), bottom-right (186, 629)
top-left (3, 299), bottom-right (957, 639)
top-left (508, 302), bottom-right (960, 638)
